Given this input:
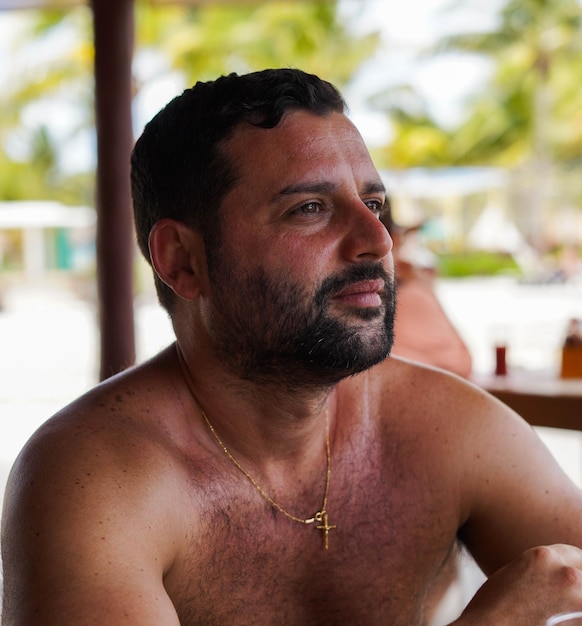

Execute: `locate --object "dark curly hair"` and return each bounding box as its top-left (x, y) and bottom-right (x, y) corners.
top-left (131, 68), bottom-right (346, 311)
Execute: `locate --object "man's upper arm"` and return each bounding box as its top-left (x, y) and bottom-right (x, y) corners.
top-left (1, 425), bottom-right (182, 625)
top-left (457, 387), bottom-right (582, 575)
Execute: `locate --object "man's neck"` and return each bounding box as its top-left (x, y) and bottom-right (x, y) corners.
top-left (174, 341), bottom-right (337, 467)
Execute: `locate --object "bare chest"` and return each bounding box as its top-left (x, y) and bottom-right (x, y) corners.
top-left (165, 433), bottom-right (461, 626)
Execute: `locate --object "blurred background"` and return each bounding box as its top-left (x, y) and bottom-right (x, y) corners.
top-left (0, 0), bottom-right (581, 497)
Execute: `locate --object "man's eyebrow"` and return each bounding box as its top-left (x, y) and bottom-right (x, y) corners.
top-left (276, 182), bottom-right (337, 198)
top-left (275, 180), bottom-right (386, 200)
top-left (361, 181), bottom-right (387, 195)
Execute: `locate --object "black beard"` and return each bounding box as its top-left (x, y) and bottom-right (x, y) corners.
top-left (207, 258), bottom-right (395, 389)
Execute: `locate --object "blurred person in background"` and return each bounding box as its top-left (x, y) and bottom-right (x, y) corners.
top-left (381, 208), bottom-right (473, 378)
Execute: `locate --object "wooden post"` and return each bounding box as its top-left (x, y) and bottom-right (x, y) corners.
top-left (91, 0), bottom-right (136, 379)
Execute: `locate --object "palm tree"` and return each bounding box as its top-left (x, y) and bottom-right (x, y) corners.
top-left (436, 0), bottom-right (582, 162)
top-left (370, 0), bottom-right (582, 246)
top-left (441, 0), bottom-right (582, 244)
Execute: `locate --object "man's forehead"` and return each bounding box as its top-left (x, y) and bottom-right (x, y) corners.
top-left (223, 109), bottom-right (376, 179)
top-left (226, 109), bottom-right (357, 148)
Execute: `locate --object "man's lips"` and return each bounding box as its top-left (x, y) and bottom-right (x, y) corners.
top-left (332, 279), bottom-right (385, 307)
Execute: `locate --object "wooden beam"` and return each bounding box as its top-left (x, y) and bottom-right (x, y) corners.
top-left (473, 374), bottom-right (582, 432)
top-left (488, 389), bottom-right (582, 431)
top-left (91, 0), bottom-right (136, 379)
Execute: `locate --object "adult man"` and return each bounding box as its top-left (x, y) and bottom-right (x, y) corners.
top-left (3, 68), bottom-right (582, 625)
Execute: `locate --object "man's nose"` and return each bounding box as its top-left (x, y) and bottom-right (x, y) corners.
top-left (339, 200), bottom-right (393, 263)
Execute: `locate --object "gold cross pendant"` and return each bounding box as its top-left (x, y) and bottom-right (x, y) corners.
top-left (315, 511), bottom-right (336, 550)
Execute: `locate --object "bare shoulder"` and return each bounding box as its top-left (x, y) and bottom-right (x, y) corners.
top-left (10, 345), bottom-right (182, 464)
top-left (1, 345), bottom-right (196, 624)
top-left (367, 355), bottom-right (510, 431)
top-left (341, 355), bottom-right (520, 495)
top-left (3, 344), bottom-right (197, 532)
top-left (366, 355), bottom-right (549, 469)
top-left (366, 357), bottom-right (582, 574)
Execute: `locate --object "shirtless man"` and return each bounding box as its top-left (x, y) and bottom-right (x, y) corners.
top-left (3, 68), bottom-right (582, 625)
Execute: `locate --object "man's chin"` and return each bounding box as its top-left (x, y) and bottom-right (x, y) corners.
top-left (332, 304), bottom-right (385, 322)
top-left (353, 306), bottom-right (385, 322)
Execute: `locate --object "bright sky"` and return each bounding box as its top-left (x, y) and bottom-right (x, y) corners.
top-left (339, 0), bottom-right (502, 143)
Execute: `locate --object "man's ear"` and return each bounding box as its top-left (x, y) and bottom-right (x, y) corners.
top-left (148, 219), bottom-right (206, 300)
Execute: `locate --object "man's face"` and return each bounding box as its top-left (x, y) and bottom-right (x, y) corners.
top-left (202, 110), bottom-right (395, 386)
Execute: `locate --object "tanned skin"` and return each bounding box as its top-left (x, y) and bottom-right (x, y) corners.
top-left (3, 110), bottom-right (582, 626)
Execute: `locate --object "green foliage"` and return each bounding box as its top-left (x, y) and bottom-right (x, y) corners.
top-left (1, 8), bottom-right (94, 126)
top-left (437, 250), bottom-right (521, 277)
top-left (374, 0), bottom-right (582, 168)
top-left (0, 107), bottom-right (96, 205)
top-left (136, 2), bottom-right (379, 88)
top-left (0, 6), bottom-right (94, 205)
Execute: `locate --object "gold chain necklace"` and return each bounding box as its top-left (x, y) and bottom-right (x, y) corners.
top-left (200, 406), bottom-right (335, 550)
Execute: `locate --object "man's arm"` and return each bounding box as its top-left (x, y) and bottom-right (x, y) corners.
top-left (457, 388), bottom-right (582, 571)
top-left (1, 419), bottom-right (182, 625)
top-left (453, 384), bottom-right (582, 623)
top-left (451, 543), bottom-right (582, 625)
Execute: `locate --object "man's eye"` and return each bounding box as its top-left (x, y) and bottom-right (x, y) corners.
top-left (365, 199), bottom-right (384, 214)
top-left (298, 202), bottom-right (321, 215)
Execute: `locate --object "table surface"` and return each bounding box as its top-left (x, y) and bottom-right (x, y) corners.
top-left (472, 370), bottom-right (582, 431)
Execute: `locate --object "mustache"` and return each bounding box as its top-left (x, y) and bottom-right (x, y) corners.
top-left (315, 263), bottom-right (392, 303)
